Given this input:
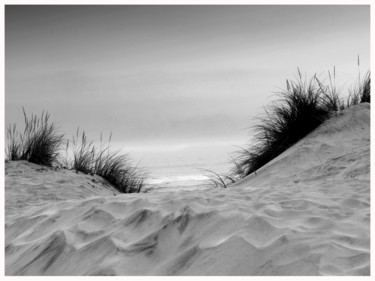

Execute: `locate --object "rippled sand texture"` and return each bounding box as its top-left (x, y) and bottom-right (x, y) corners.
top-left (5, 103), bottom-right (370, 275)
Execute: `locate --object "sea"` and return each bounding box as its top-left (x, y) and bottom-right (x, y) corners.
top-left (125, 142), bottom-right (240, 193)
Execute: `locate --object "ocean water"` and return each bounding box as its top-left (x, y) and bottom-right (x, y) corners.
top-left (126, 142), bottom-right (239, 192)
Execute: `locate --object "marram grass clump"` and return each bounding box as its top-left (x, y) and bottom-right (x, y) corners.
top-left (231, 69), bottom-right (371, 179)
top-left (207, 68), bottom-right (370, 188)
top-left (5, 108), bottom-right (64, 166)
top-left (64, 129), bottom-right (147, 193)
top-left (6, 110), bottom-right (147, 193)
top-left (234, 70), bottom-right (331, 177)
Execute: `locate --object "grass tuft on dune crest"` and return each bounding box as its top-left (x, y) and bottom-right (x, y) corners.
top-left (6, 110), bottom-right (147, 193)
top-left (208, 68), bottom-right (370, 188)
top-left (233, 70), bottom-right (331, 177)
top-left (6, 108), bottom-right (64, 166)
top-left (231, 68), bottom-right (371, 179)
top-left (65, 130), bottom-right (147, 193)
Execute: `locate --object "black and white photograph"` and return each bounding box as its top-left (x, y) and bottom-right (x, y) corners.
top-left (4, 2), bottom-right (371, 276)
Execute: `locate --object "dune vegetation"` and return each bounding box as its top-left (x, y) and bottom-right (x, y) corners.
top-left (206, 68), bottom-right (370, 188)
top-left (5, 67), bottom-right (370, 192)
top-left (64, 129), bottom-right (146, 193)
top-left (5, 109), bottom-right (146, 193)
top-left (5, 101), bottom-right (370, 275)
top-left (5, 109), bottom-right (64, 167)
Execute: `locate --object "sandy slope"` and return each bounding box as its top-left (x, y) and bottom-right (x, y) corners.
top-left (4, 103), bottom-right (370, 276)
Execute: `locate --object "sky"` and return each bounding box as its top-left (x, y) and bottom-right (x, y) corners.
top-left (5, 5), bottom-right (370, 157)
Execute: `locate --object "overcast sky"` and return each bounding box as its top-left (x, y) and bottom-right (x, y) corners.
top-left (5, 5), bottom-right (370, 152)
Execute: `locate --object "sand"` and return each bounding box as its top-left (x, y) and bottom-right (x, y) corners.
top-left (4, 103), bottom-right (370, 276)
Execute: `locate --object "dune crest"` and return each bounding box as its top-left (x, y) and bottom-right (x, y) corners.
top-left (5, 104), bottom-right (370, 276)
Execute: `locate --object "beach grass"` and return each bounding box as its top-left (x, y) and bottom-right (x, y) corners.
top-left (232, 70), bottom-right (331, 177)
top-left (66, 130), bottom-right (147, 193)
top-left (68, 128), bottom-right (96, 174)
top-left (6, 108), bottom-right (64, 166)
top-left (203, 169), bottom-right (236, 189)
top-left (6, 110), bottom-right (147, 193)
top-left (229, 69), bottom-right (371, 180)
top-left (352, 71), bottom-right (370, 104)
top-left (202, 68), bottom-right (371, 189)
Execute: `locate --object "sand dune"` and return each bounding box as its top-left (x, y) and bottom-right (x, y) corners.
top-left (4, 103), bottom-right (370, 275)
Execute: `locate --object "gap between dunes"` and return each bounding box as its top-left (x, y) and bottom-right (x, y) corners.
top-left (5, 103), bottom-right (370, 276)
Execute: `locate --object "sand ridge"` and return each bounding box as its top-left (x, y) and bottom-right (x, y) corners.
top-left (4, 104), bottom-right (370, 275)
